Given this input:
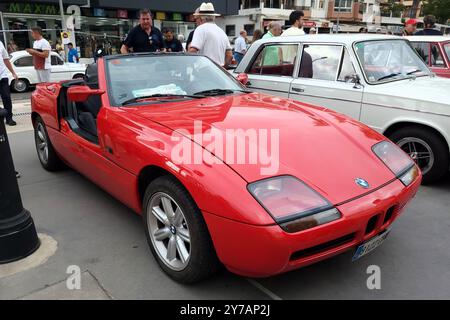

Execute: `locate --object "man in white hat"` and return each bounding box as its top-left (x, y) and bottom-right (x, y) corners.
top-left (188, 2), bottom-right (232, 67)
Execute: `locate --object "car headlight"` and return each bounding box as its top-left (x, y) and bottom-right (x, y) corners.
top-left (372, 141), bottom-right (420, 186)
top-left (248, 176), bottom-right (341, 233)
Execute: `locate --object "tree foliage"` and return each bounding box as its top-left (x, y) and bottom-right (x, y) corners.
top-left (422, 0), bottom-right (450, 24)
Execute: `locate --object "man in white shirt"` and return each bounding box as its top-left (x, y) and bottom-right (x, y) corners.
top-left (26, 27), bottom-right (52, 83)
top-left (281, 11), bottom-right (306, 37)
top-left (188, 2), bottom-right (232, 67)
top-left (233, 30), bottom-right (248, 64)
top-left (0, 41), bottom-right (18, 126)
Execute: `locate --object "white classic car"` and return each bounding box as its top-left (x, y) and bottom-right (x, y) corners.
top-left (234, 34), bottom-right (450, 183)
top-left (8, 50), bottom-right (86, 93)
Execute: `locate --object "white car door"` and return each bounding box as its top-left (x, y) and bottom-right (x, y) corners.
top-left (50, 54), bottom-right (70, 82)
top-left (289, 44), bottom-right (364, 120)
top-left (244, 43), bottom-right (299, 97)
top-left (11, 55), bottom-right (38, 85)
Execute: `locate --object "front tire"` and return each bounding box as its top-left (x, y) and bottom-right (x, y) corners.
top-left (143, 175), bottom-right (220, 283)
top-left (389, 126), bottom-right (449, 184)
top-left (34, 116), bottom-right (62, 171)
top-left (11, 79), bottom-right (29, 93)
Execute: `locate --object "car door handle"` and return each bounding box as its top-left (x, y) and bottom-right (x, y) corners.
top-left (291, 87), bottom-right (305, 93)
top-left (105, 146), bottom-right (114, 155)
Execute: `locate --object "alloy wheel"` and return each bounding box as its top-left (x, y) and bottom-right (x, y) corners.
top-left (146, 192), bottom-right (191, 271)
top-left (36, 123), bottom-right (49, 165)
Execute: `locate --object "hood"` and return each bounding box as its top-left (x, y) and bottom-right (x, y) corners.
top-left (66, 63), bottom-right (86, 70)
top-left (364, 76), bottom-right (450, 116)
top-left (124, 93), bottom-right (397, 205)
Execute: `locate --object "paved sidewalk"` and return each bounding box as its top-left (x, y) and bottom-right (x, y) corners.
top-left (5, 99), bottom-right (33, 134)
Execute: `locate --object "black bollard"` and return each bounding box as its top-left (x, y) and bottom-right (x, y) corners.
top-left (0, 108), bottom-right (40, 263)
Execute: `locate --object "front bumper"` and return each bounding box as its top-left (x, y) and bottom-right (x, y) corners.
top-left (203, 177), bottom-right (421, 277)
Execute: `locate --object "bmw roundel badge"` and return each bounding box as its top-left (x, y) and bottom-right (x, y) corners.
top-left (355, 178), bottom-right (370, 189)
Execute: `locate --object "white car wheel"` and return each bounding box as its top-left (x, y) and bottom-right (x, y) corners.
top-left (12, 79), bottom-right (29, 93)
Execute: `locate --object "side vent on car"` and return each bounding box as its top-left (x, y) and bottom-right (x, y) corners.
top-left (383, 206), bottom-right (396, 225)
top-left (365, 214), bottom-right (380, 235)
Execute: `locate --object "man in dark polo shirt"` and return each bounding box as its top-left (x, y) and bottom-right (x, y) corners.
top-left (120, 8), bottom-right (164, 53)
top-left (163, 28), bottom-right (183, 52)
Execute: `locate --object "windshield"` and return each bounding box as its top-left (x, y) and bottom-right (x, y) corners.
top-left (106, 55), bottom-right (244, 106)
top-left (354, 40), bottom-right (431, 84)
top-left (444, 42), bottom-right (450, 62)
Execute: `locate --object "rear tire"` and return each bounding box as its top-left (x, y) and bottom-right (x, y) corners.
top-left (389, 126), bottom-right (449, 184)
top-left (143, 175), bottom-right (220, 283)
top-left (72, 74), bottom-right (85, 80)
top-left (11, 79), bottom-right (29, 93)
top-left (34, 116), bottom-right (62, 171)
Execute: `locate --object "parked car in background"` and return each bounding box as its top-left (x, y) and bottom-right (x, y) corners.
top-left (406, 36), bottom-right (450, 78)
top-left (234, 34), bottom-right (450, 183)
top-left (8, 50), bottom-right (86, 93)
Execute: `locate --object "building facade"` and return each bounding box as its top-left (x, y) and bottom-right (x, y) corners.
top-left (0, 0), bottom-right (240, 57)
top-left (218, 0), bottom-right (430, 39)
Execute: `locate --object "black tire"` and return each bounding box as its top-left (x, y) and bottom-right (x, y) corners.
top-left (34, 116), bottom-right (62, 171)
top-left (389, 126), bottom-right (449, 184)
top-left (143, 175), bottom-right (220, 283)
top-left (11, 78), bottom-right (29, 93)
top-left (72, 74), bottom-right (85, 80)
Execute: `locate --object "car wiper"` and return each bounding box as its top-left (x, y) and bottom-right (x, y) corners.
top-left (406, 69), bottom-right (423, 75)
top-left (193, 89), bottom-right (251, 97)
top-left (121, 94), bottom-right (204, 106)
top-left (377, 73), bottom-right (402, 81)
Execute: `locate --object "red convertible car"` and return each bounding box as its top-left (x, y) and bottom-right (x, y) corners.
top-left (31, 53), bottom-right (421, 283)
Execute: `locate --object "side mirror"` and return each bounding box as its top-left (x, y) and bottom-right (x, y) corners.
top-left (344, 74), bottom-right (362, 88)
top-left (236, 73), bottom-right (249, 86)
top-left (67, 85), bottom-right (104, 102)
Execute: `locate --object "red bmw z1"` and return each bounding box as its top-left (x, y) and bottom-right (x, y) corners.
top-left (31, 53), bottom-right (421, 283)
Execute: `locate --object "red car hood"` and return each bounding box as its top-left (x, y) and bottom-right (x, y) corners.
top-left (124, 93), bottom-right (396, 204)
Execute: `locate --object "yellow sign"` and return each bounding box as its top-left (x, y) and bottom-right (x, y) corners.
top-left (61, 31), bottom-right (71, 45)
top-left (156, 12), bottom-right (166, 20)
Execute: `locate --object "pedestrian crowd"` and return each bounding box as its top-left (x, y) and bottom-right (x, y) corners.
top-left (0, 1), bottom-right (447, 129)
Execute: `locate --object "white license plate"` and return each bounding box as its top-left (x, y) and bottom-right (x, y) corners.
top-left (352, 230), bottom-right (390, 261)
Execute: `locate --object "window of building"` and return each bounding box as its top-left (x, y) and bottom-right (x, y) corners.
top-left (264, 0), bottom-right (281, 8)
top-left (244, 24), bottom-right (255, 36)
top-left (299, 44), bottom-right (342, 81)
top-left (248, 44), bottom-right (298, 76)
top-left (431, 44), bottom-right (445, 67)
top-left (243, 0), bottom-right (261, 9)
top-left (334, 0), bottom-right (353, 12)
top-left (13, 56), bottom-right (33, 67)
top-left (226, 25), bottom-right (236, 37)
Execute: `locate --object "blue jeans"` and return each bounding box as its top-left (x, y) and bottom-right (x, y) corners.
top-left (233, 52), bottom-right (244, 64)
top-left (0, 78), bottom-right (13, 121)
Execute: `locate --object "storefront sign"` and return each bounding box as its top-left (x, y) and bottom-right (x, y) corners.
top-left (93, 8), bottom-right (106, 17)
top-left (117, 10), bottom-right (128, 19)
top-left (156, 12), bottom-right (166, 20)
top-left (303, 21), bottom-right (316, 27)
top-left (173, 13), bottom-right (183, 21)
top-left (6, 3), bottom-right (59, 15)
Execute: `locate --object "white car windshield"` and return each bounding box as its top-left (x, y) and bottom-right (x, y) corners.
top-left (354, 40), bottom-right (430, 83)
top-left (105, 55), bottom-right (244, 106)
